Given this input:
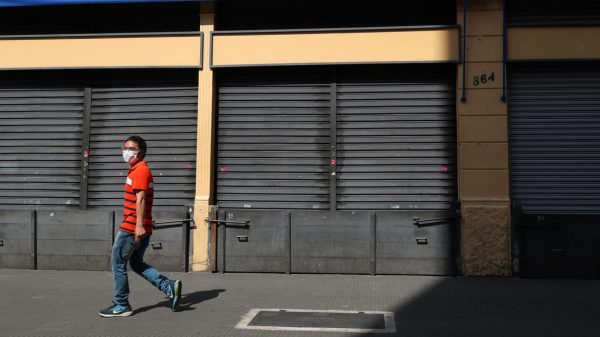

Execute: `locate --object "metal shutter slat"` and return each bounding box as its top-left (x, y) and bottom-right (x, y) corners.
top-left (217, 69), bottom-right (330, 210)
top-left (507, 0), bottom-right (600, 25)
top-left (0, 81), bottom-right (83, 209)
top-left (337, 66), bottom-right (457, 211)
top-left (88, 74), bottom-right (198, 212)
top-left (509, 63), bottom-right (600, 214)
top-left (217, 0), bottom-right (455, 30)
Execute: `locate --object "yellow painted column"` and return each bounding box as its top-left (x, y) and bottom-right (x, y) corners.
top-left (192, 3), bottom-right (216, 272)
top-left (457, 0), bottom-right (511, 276)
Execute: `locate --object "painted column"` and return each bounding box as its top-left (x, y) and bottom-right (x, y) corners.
top-left (192, 2), bottom-right (216, 272)
top-left (457, 0), bottom-right (511, 276)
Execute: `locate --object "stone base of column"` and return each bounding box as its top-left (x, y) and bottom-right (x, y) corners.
top-left (461, 201), bottom-right (512, 276)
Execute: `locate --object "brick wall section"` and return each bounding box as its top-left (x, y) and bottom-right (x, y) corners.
top-left (457, 0), bottom-right (511, 276)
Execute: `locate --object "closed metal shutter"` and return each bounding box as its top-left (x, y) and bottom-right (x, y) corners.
top-left (217, 0), bottom-right (456, 30)
top-left (507, 0), bottom-right (600, 26)
top-left (509, 63), bottom-right (600, 214)
top-left (215, 65), bottom-right (458, 275)
top-left (0, 2), bottom-right (200, 35)
top-left (88, 72), bottom-right (198, 211)
top-left (0, 75), bottom-right (84, 209)
top-left (216, 68), bottom-right (331, 210)
top-left (337, 66), bottom-right (457, 210)
top-left (217, 66), bottom-right (457, 211)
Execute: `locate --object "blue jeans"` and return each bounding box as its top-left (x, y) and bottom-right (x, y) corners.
top-left (111, 230), bottom-right (171, 305)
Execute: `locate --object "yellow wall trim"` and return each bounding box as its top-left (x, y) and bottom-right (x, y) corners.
top-left (0, 35), bottom-right (202, 69)
top-left (211, 27), bottom-right (460, 67)
top-left (508, 26), bottom-right (600, 61)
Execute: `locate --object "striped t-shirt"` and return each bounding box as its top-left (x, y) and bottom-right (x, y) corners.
top-left (120, 160), bottom-right (154, 235)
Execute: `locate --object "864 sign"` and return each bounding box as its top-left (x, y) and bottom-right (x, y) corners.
top-left (473, 72), bottom-right (495, 86)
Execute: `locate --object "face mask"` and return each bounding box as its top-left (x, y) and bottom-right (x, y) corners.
top-left (122, 149), bottom-right (139, 163)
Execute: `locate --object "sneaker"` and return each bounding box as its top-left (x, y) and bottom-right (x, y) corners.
top-left (167, 280), bottom-right (182, 311)
top-left (99, 303), bottom-right (133, 317)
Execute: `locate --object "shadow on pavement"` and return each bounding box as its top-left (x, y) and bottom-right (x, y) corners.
top-left (356, 278), bottom-right (600, 337)
top-left (134, 288), bottom-right (226, 314)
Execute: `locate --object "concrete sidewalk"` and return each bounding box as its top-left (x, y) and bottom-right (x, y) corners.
top-left (0, 269), bottom-right (598, 337)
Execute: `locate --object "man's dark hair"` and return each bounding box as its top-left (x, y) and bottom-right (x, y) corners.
top-left (124, 135), bottom-right (147, 160)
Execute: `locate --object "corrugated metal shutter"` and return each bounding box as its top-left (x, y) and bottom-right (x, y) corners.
top-left (0, 75), bottom-right (84, 209)
top-left (216, 0), bottom-right (331, 30)
top-left (217, 66), bottom-right (457, 211)
top-left (335, 0), bottom-right (456, 28)
top-left (507, 0), bottom-right (600, 25)
top-left (217, 0), bottom-right (456, 30)
top-left (87, 71), bottom-right (198, 211)
top-left (0, 2), bottom-right (200, 35)
top-left (337, 66), bottom-right (457, 210)
top-left (216, 68), bottom-right (331, 210)
top-left (509, 63), bottom-right (600, 214)
top-left (215, 65), bottom-right (458, 275)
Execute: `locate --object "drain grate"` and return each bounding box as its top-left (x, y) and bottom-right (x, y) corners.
top-left (236, 309), bottom-right (396, 333)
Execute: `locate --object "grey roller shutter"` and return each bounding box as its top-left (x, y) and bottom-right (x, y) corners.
top-left (507, 0), bottom-right (600, 26)
top-left (217, 66), bottom-right (457, 211)
top-left (0, 2), bottom-right (201, 35)
top-left (337, 66), bottom-right (457, 210)
top-left (509, 63), bottom-right (600, 214)
top-left (0, 75), bottom-right (84, 209)
top-left (216, 0), bottom-right (455, 30)
top-left (87, 72), bottom-right (198, 211)
top-left (216, 69), bottom-right (331, 210)
top-left (215, 65), bottom-right (458, 275)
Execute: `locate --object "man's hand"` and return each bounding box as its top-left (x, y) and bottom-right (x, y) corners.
top-left (134, 226), bottom-right (147, 241)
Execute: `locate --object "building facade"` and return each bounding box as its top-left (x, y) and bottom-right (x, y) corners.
top-left (0, 0), bottom-right (598, 278)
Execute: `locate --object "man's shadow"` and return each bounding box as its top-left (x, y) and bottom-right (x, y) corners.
top-left (134, 289), bottom-right (225, 314)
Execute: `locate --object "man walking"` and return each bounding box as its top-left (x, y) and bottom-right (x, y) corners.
top-left (100, 135), bottom-right (182, 317)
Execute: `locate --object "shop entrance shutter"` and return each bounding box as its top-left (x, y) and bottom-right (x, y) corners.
top-left (337, 66), bottom-right (457, 275)
top-left (509, 63), bottom-right (600, 278)
top-left (0, 71), bottom-right (197, 272)
top-left (509, 63), bottom-right (600, 214)
top-left (87, 71), bottom-right (198, 211)
top-left (336, 66), bottom-right (457, 211)
top-left (216, 68), bottom-right (331, 211)
top-left (216, 68), bottom-right (330, 273)
top-left (0, 74), bottom-right (84, 209)
top-left (216, 65), bottom-right (458, 275)
top-left (507, 0), bottom-right (600, 26)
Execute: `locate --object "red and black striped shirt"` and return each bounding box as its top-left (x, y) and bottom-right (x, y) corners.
top-left (120, 160), bottom-right (154, 235)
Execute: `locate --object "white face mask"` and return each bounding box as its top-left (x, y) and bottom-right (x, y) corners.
top-left (122, 149), bottom-right (139, 163)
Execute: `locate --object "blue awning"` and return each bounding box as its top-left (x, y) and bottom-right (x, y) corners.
top-left (0, 0), bottom-right (204, 7)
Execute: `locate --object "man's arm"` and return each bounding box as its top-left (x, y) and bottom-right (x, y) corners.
top-left (135, 189), bottom-right (147, 241)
